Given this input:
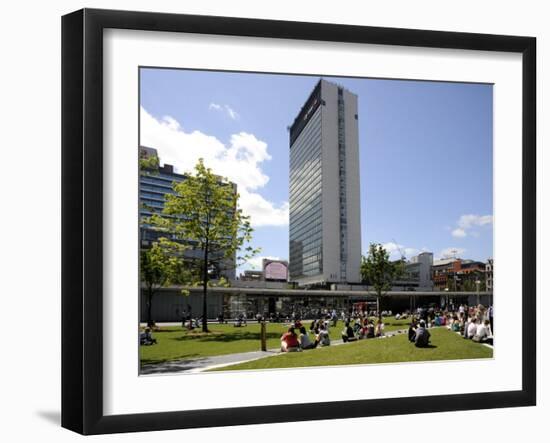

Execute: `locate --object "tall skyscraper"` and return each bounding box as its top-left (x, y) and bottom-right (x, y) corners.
top-left (289, 79), bottom-right (362, 286)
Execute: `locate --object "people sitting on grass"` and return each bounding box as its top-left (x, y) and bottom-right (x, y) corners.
top-left (341, 321), bottom-right (358, 343)
top-left (414, 320), bottom-right (431, 347)
top-left (280, 327), bottom-right (301, 352)
top-left (299, 326), bottom-right (318, 350)
top-left (139, 327), bottom-right (157, 346)
top-left (473, 319), bottom-right (493, 345)
top-left (449, 316), bottom-right (460, 332)
top-left (353, 319), bottom-right (362, 335)
top-left (316, 323), bottom-right (331, 347)
top-left (408, 320), bottom-right (418, 342)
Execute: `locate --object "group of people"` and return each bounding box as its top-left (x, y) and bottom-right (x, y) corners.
top-left (341, 317), bottom-right (385, 342)
top-left (280, 315), bottom-right (389, 352)
top-left (407, 320), bottom-right (431, 347)
top-left (403, 303), bottom-right (494, 347)
top-left (139, 327), bottom-right (157, 346)
top-left (280, 325), bottom-right (331, 352)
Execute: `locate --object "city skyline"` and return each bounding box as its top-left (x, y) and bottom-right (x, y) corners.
top-left (140, 68), bottom-right (493, 272)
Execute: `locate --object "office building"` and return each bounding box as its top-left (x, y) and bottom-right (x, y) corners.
top-left (394, 252), bottom-right (434, 290)
top-left (288, 79), bottom-right (362, 286)
top-left (432, 258), bottom-right (486, 291)
top-left (139, 146), bottom-right (236, 281)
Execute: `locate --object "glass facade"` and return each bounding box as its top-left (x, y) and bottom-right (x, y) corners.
top-left (139, 163), bottom-right (236, 280)
top-left (289, 106), bottom-right (323, 280)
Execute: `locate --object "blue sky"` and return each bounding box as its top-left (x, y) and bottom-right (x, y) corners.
top-left (140, 68), bottom-right (493, 269)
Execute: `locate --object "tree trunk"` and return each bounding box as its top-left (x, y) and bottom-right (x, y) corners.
top-left (147, 287), bottom-right (154, 327)
top-left (202, 243), bottom-right (209, 333)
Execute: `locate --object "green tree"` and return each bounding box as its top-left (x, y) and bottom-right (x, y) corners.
top-left (149, 159), bottom-right (258, 332)
top-left (360, 243), bottom-right (403, 318)
top-left (140, 238), bottom-right (187, 326)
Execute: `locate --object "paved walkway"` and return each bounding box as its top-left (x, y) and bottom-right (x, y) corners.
top-left (141, 349), bottom-right (281, 375)
top-left (141, 329), bottom-right (409, 375)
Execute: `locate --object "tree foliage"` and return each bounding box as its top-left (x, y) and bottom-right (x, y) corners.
top-left (360, 243), bottom-right (403, 316)
top-left (139, 152), bottom-right (160, 172)
top-left (148, 159), bottom-right (259, 332)
top-left (140, 238), bottom-right (189, 325)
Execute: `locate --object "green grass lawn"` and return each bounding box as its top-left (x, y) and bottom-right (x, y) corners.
top-left (140, 317), bottom-right (420, 366)
top-left (210, 328), bottom-right (493, 371)
top-left (140, 323), bottom-right (281, 365)
top-left (140, 317), bottom-right (408, 366)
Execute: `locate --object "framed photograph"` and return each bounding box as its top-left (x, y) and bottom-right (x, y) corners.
top-left (62, 8), bottom-right (536, 435)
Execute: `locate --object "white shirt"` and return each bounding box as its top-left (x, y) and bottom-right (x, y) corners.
top-left (476, 324), bottom-right (491, 339)
top-left (317, 330), bottom-right (330, 346)
top-left (467, 322), bottom-right (478, 338)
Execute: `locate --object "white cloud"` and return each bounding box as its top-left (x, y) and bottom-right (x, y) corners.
top-left (457, 214), bottom-right (493, 229)
top-left (438, 247), bottom-right (466, 260)
top-left (450, 214), bottom-right (493, 238)
top-left (225, 105), bottom-right (239, 120)
top-left (140, 107), bottom-right (288, 227)
top-left (208, 102), bottom-right (239, 120)
top-left (381, 242), bottom-right (419, 260)
top-left (239, 192), bottom-right (289, 227)
top-left (451, 228), bottom-right (467, 238)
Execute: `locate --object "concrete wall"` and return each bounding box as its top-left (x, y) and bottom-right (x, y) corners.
top-left (320, 80), bottom-right (341, 282)
top-left (343, 88), bottom-right (362, 283)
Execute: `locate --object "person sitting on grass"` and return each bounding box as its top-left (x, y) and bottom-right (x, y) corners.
top-left (414, 320), bottom-right (431, 348)
top-left (450, 316), bottom-right (460, 332)
top-left (473, 319), bottom-right (493, 345)
top-left (139, 327), bottom-right (157, 346)
top-left (341, 321), bottom-right (357, 343)
top-left (280, 327), bottom-right (301, 352)
top-left (299, 326), bottom-right (317, 350)
top-left (408, 320), bottom-right (417, 342)
top-left (365, 320), bottom-right (375, 339)
top-left (310, 319), bottom-right (319, 334)
top-left (316, 323), bottom-right (331, 347)
top-left (467, 318), bottom-right (478, 339)
top-left (375, 319), bottom-right (385, 337)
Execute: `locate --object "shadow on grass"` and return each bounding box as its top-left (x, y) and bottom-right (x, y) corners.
top-left (173, 331), bottom-right (281, 343)
top-left (140, 353), bottom-right (200, 365)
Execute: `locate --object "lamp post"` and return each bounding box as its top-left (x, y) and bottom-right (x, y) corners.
top-left (475, 279), bottom-right (481, 306)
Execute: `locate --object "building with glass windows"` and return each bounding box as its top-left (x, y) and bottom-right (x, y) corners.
top-left (139, 146), bottom-right (236, 281)
top-left (288, 79), bottom-right (362, 286)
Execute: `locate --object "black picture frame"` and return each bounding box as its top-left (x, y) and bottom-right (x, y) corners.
top-left (62, 8), bottom-right (536, 435)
